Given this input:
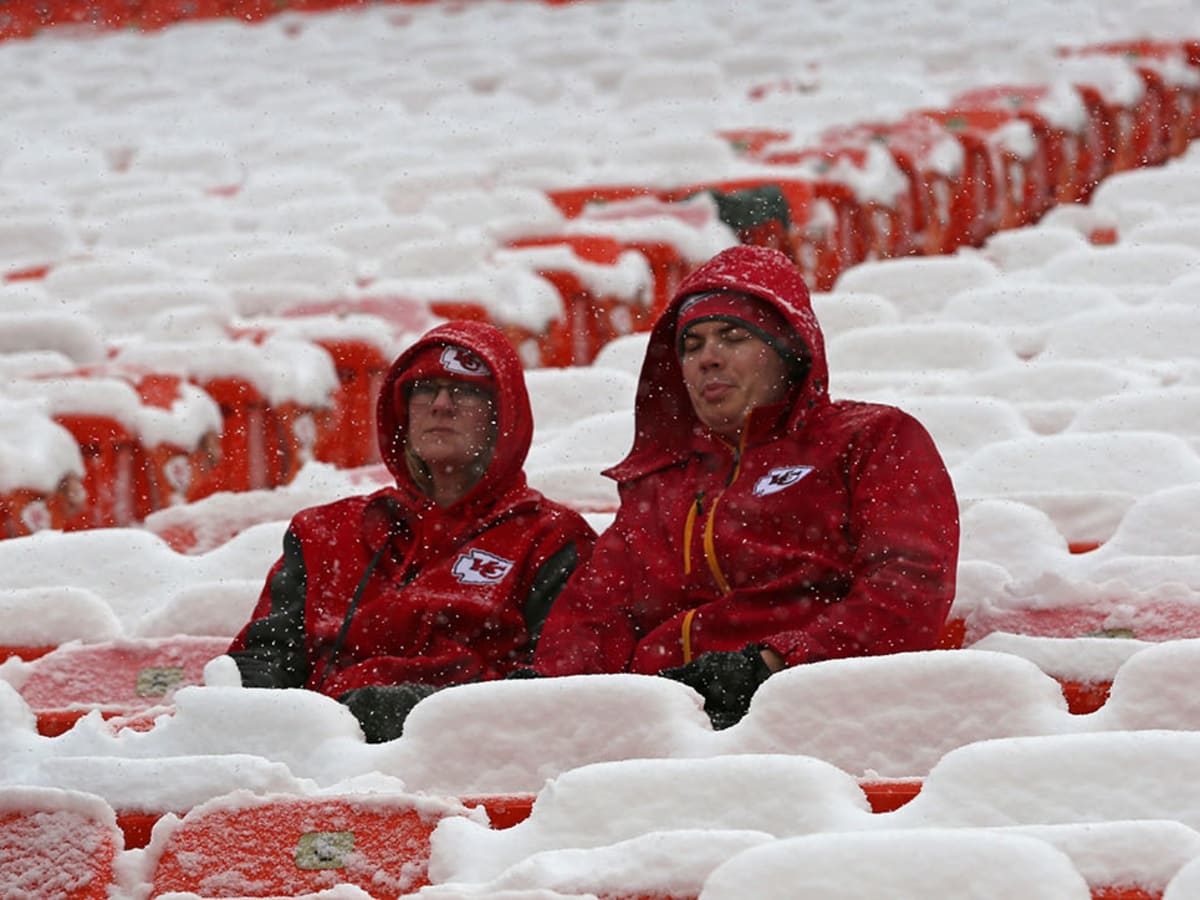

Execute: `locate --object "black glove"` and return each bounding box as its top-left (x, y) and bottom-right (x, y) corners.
top-left (659, 645), bottom-right (773, 730)
top-left (229, 648), bottom-right (288, 689)
top-left (337, 683), bottom-right (440, 743)
top-left (503, 667), bottom-right (545, 680)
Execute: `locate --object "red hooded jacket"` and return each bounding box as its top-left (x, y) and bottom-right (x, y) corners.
top-left (229, 321), bottom-right (596, 697)
top-left (534, 245), bottom-right (959, 676)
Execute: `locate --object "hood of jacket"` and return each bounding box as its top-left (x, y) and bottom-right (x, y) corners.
top-left (376, 320), bottom-right (534, 513)
top-left (606, 244), bottom-right (829, 482)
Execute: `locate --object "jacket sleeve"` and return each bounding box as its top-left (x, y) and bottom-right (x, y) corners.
top-left (226, 528), bottom-right (310, 688)
top-left (533, 509), bottom-right (647, 675)
top-left (522, 540), bottom-right (581, 644)
top-left (760, 411), bottom-right (959, 668)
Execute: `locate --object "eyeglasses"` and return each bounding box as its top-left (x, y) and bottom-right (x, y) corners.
top-left (408, 379), bottom-right (492, 407)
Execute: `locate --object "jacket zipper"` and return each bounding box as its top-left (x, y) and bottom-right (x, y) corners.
top-left (680, 432), bottom-right (747, 661)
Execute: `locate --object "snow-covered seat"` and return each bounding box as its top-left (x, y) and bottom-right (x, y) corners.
top-left (0, 213), bottom-right (83, 277)
top-left (892, 730), bottom-right (1200, 832)
top-left (939, 282), bottom-right (1125, 357)
top-left (968, 632), bottom-right (1152, 714)
top-left (390, 675), bottom-right (713, 797)
top-left (41, 253), bottom-right (180, 304)
top-left (422, 187), bottom-right (566, 241)
top-left (1037, 246), bottom-right (1200, 304)
top-left (0, 786), bottom-right (123, 900)
top-left (831, 256), bottom-right (1000, 319)
top-left (526, 410), bottom-right (632, 512)
top-left (1039, 304), bottom-right (1200, 379)
top-left (700, 829), bottom-right (1091, 900)
top-left (527, 410), bottom-right (634, 469)
top-left (724, 650), bottom-right (1072, 779)
top-left (1093, 640), bottom-right (1200, 732)
top-left (423, 829), bottom-right (772, 900)
top-left (427, 755), bottom-right (873, 884)
top-left (145, 789), bottom-right (469, 899)
top-left (951, 432), bottom-right (1200, 549)
top-left (382, 164), bottom-right (492, 216)
top-left (375, 235), bottom-right (493, 280)
top-left (254, 195), bottom-right (393, 237)
top-left (0, 311), bottom-right (107, 365)
top-left (89, 203), bottom-right (236, 251)
top-left (524, 366), bottom-right (637, 438)
top-left (17, 635), bottom-right (232, 736)
top-left (209, 242), bottom-right (358, 316)
top-left (1091, 166), bottom-right (1200, 211)
top-left (0, 399), bottom-right (86, 538)
top-left (0, 588), bottom-right (121, 660)
top-left (34, 754), bottom-right (306, 850)
top-left (1167, 855), bottom-right (1200, 899)
top-left (85, 282), bottom-right (236, 337)
top-left (324, 215), bottom-right (451, 280)
top-left (1125, 216), bottom-right (1200, 252)
top-left (824, 322), bottom-right (1019, 375)
top-left (976, 225), bottom-right (1092, 272)
top-left (898, 396), bottom-right (1035, 467)
top-left (1065, 387), bottom-right (1200, 451)
top-left (148, 232), bottom-right (292, 272)
top-left (810, 290), bottom-right (901, 341)
top-left (590, 333), bottom-right (650, 379)
top-left (123, 138), bottom-right (243, 192)
top-left (960, 361), bottom-right (1160, 434)
top-left (229, 166), bottom-right (357, 211)
top-left (115, 335), bottom-right (339, 492)
top-left (956, 497), bottom-right (1075, 577)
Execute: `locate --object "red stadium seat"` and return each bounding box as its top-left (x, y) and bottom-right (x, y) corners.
top-left (19, 636), bottom-right (231, 737)
top-left (506, 235), bottom-right (651, 366)
top-left (661, 177), bottom-right (867, 291)
top-left (954, 83), bottom-right (1113, 204)
top-left (0, 787), bottom-right (122, 900)
top-left (762, 141), bottom-right (921, 261)
top-left (1, 476), bottom-right (85, 540)
top-left (146, 792), bottom-right (466, 899)
top-left (55, 412), bottom-right (142, 531)
top-left (546, 185), bottom-right (659, 219)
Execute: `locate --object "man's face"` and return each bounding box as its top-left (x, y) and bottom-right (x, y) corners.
top-left (679, 319), bottom-right (791, 442)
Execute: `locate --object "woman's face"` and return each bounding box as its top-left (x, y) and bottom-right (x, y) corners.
top-left (679, 319), bottom-right (791, 441)
top-left (406, 378), bottom-right (497, 473)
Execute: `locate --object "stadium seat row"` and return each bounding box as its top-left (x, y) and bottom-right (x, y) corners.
top-left (6, 734), bottom-right (1200, 899)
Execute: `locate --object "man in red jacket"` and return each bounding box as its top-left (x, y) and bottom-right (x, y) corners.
top-left (228, 321), bottom-right (595, 741)
top-left (532, 245), bottom-right (959, 728)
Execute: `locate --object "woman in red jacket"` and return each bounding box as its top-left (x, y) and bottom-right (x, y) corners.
top-left (533, 245), bottom-right (959, 728)
top-left (228, 321), bottom-right (595, 741)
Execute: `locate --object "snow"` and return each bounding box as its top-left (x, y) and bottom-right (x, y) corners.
top-left (3, 0), bottom-right (1200, 897)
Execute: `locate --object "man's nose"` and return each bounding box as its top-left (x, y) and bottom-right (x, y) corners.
top-left (696, 341), bottom-right (724, 368)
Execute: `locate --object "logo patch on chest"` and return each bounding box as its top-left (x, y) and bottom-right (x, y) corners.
top-left (752, 465), bottom-right (814, 496)
top-left (452, 548), bottom-right (515, 584)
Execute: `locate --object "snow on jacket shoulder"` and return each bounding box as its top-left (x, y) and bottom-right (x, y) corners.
top-left (533, 245), bottom-right (959, 676)
top-left (228, 321), bottom-right (596, 696)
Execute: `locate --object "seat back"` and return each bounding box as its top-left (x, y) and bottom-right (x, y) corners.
top-left (147, 792), bottom-right (466, 899)
top-left (0, 786), bottom-right (122, 900)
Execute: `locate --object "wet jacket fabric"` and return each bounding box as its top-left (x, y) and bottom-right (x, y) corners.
top-left (229, 321), bottom-right (596, 698)
top-left (534, 245), bottom-right (959, 676)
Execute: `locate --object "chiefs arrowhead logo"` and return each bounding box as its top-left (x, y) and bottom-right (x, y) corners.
top-left (440, 345), bottom-right (490, 377)
top-left (452, 548), bottom-right (515, 584)
top-left (752, 465), bottom-right (814, 497)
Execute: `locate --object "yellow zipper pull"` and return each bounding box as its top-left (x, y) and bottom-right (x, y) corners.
top-left (683, 491), bottom-right (704, 574)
